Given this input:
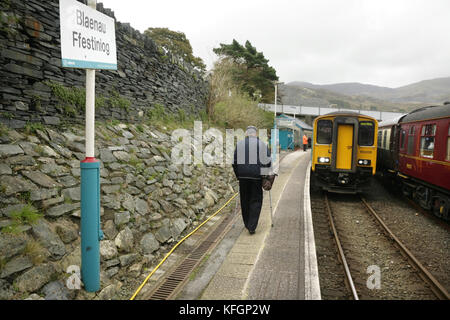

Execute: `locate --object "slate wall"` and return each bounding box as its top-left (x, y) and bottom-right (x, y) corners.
top-left (0, 0), bottom-right (209, 128)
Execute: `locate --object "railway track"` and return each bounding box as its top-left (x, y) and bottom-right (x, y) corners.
top-left (320, 192), bottom-right (449, 300)
top-left (360, 197), bottom-right (450, 300)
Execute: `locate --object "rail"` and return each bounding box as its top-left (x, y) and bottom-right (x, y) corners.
top-left (324, 193), bottom-right (359, 300)
top-left (360, 197), bottom-right (450, 300)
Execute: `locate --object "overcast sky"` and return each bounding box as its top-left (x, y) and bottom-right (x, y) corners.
top-left (99, 0), bottom-right (450, 88)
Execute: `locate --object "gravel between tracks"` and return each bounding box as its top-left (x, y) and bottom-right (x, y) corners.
top-left (364, 177), bottom-right (450, 294)
top-left (327, 193), bottom-right (435, 299)
top-left (311, 177), bottom-right (448, 300)
top-left (310, 191), bottom-right (350, 300)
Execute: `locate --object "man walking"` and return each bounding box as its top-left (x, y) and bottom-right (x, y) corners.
top-left (232, 126), bottom-right (271, 234)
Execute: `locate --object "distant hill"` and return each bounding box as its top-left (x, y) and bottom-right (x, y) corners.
top-left (278, 84), bottom-right (419, 113)
top-left (390, 77), bottom-right (450, 103)
top-left (281, 77), bottom-right (450, 113)
top-left (287, 81), bottom-right (395, 98)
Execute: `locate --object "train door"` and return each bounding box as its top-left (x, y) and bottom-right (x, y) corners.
top-left (336, 124), bottom-right (354, 170)
top-left (392, 125), bottom-right (399, 171)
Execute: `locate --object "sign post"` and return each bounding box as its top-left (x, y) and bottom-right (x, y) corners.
top-left (59, 0), bottom-right (117, 292)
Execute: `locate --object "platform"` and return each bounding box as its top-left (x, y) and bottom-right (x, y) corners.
top-left (200, 149), bottom-right (320, 300)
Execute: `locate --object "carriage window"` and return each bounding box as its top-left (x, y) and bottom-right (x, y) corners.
top-left (317, 120), bottom-right (333, 144)
top-left (382, 130), bottom-right (387, 149)
top-left (400, 130), bottom-right (406, 150)
top-left (359, 121), bottom-right (374, 146)
top-left (420, 124), bottom-right (436, 158)
top-left (407, 126), bottom-right (415, 155)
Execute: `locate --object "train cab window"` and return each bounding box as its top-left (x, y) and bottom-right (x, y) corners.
top-left (317, 120), bottom-right (333, 144)
top-left (358, 121), bottom-right (375, 146)
top-left (407, 126), bottom-right (415, 155)
top-left (420, 124), bottom-right (436, 158)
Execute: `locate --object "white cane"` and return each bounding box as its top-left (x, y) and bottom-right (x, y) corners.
top-left (268, 190), bottom-right (274, 227)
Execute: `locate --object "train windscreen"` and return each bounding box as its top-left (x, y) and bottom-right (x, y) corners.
top-left (317, 120), bottom-right (333, 144)
top-left (358, 121), bottom-right (375, 146)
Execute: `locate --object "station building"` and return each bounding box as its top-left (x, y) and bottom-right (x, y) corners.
top-left (276, 114), bottom-right (313, 150)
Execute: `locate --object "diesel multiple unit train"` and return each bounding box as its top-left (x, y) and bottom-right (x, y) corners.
top-left (309, 103), bottom-right (449, 221)
top-left (310, 111), bottom-right (378, 194)
top-left (377, 103), bottom-right (450, 221)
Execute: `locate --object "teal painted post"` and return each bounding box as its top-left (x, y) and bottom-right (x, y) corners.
top-left (80, 157), bottom-right (103, 292)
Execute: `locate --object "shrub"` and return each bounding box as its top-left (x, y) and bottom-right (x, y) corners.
top-left (212, 92), bottom-right (273, 130)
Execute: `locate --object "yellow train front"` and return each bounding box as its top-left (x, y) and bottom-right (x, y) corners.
top-left (311, 111), bottom-right (378, 194)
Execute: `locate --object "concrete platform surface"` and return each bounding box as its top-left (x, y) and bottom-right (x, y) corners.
top-left (200, 150), bottom-right (320, 300)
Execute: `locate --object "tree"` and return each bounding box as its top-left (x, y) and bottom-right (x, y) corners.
top-left (213, 39), bottom-right (278, 102)
top-left (145, 27), bottom-right (206, 72)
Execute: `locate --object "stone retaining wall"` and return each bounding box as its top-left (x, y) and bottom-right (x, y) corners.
top-left (0, 0), bottom-right (209, 128)
top-left (0, 122), bottom-right (237, 299)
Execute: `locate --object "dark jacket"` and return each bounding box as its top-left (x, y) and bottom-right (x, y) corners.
top-left (232, 136), bottom-right (271, 180)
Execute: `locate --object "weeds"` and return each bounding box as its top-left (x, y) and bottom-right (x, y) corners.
top-left (0, 123), bottom-right (8, 136)
top-left (109, 90), bottom-right (131, 111)
top-left (45, 80), bottom-right (131, 115)
top-left (1, 204), bottom-right (42, 234)
top-left (212, 92), bottom-right (273, 129)
top-left (24, 122), bottom-right (44, 135)
top-left (23, 240), bottom-right (46, 265)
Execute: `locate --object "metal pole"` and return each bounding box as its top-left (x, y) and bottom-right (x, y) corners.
top-left (80, 0), bottom-right (103, 293)
top-left (85, 69), bottom-right (95, 158)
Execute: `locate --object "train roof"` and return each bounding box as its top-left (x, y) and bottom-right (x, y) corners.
top-left (400, 104), bottom-right (450, 124)
top-left (317, 111), bottom-right (376, 120)
top-left (378, 115), bottom-right (405, 128)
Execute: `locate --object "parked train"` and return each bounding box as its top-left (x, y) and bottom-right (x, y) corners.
top-left (377, 103), bottom-right (450, 221)
top-left (311, 111), bottom-right (378, 194)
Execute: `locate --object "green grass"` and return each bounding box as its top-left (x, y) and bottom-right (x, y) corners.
top-left (44, 81), bottom-right (132, 115)
top-left (128, 155), bottom-right (143, 167)
top-left (109, 90), bottom-right (131, 111)
top-left (147, 103), bottom-right (193, 130)
top-left (212, 93), bottom-right (273, 130)
top-left (24, 122), bottom-right (44, 135)
top-left (188, 254), bottom-right (211, 281)
top-left (45, 81), bottom-right (86, 111)
top-left (1, 204), bottom-right (42, 234)
top-left (136, 124), bottom-right (144, 133)
top-left (0, 123), bottom-right (8, 136)
top-left (23, 240), bottom-right (46, 265)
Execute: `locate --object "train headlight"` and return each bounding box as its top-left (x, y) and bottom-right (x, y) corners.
top-left (318, 157), bottom-right (330, 164)
top-left (358, 159), bottom-right (371, 166)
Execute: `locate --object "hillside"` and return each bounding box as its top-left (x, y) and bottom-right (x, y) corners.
top-left (278, 83), bottom-right (420, 113)
top-left (284, 77), bottom-right (450, 110)
top-left (288, 81), bottom-right (395, 98)
top-left (391, 77), bottom-right (450, 103)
